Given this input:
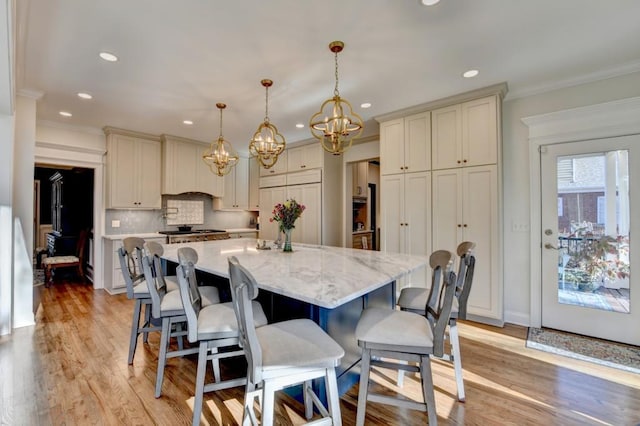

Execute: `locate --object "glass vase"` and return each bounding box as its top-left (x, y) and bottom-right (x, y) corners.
top-left (283, 228), bottom-right (293, 252)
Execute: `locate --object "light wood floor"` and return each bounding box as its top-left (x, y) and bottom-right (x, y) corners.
top-left (2, 280), bottom-right (640, 425)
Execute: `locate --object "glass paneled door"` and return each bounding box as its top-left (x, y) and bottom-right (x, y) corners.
top-left (541, 136), bottom-right (639, 345)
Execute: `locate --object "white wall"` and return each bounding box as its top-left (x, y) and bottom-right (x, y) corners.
top-left (502, 70), bottom-right (640, 325)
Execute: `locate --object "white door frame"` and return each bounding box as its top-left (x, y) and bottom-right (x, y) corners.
top-left (35, 142), bottom-right (106, 290)
top-left (523, 96), bottom-right (640, 327)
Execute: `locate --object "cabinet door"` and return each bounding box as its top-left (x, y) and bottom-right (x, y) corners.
top-left (259, 186), bottom-right (286, 241)
top-left (404, 112), bottom-right (431, 173)
top-left (175, 142), bottom-right (198, 194)
top-left (462, 96), bottom-right (497, 167)
top-left (404, 171), bottom-right (431, 286)
top-left (432, 104), bottom-right (462, 170)
top-left (380, 174), bottom-right (404, 253)
top-left (431, 169), bottom-right (462, 255)
top-left (380, 119), bottom-right (405, 175)
top-left (234, 157), bottom-right (249, 210)
top-left (353, 161), bottom-right (368, 197)
top-left (287, 183), bottom-right (321, 244)
top-left (109, 135), bottom-right (138, 207)
top-left (136, 138), bottom-right (162, 208)
top-left (302, 144), bottom-right (323, 170)
top-left (287, 145), bottom-right (305, 171)
top-left (259, 150), bottom-right (288, 176)
top-left (248, 157), bottom-right (260, 210)
top-left (462, 165), bottom-right (499, 319)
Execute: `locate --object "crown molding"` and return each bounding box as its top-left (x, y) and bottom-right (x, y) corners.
top-left (35, 140), bottom-right (106, 155)
top-left (102, 126), bottom-right (161, 141)
top-left (506, 60), bottom-right (640, 101)
top-left (522, 95), bottom-right (640, 144)
top-left (37, 119), bottom-right (103, 135)
top-left (160, 133), bottom-right (209, 147)
top-left (374, 82), bottom-right (508, 123)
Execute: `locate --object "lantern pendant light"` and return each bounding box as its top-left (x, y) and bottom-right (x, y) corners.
top-left (309, 41), bottom-right (364, 155)
top-left (202, 103), bottom-right (239, 177)
top-left (249, 79), bottom-right (286, 169)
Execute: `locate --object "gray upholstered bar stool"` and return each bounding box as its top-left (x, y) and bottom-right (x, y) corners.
top-left (396, 241), bottom-right (476, 401)
top-left (355, 250), bottom-right (457, 426)
top-left (141, 242), bottom-right (221, 398)
top-left (176, 248), bottom-right (268, 426)
top-left (118, 236), bottom-right (162, 365)
top-left (228, 256), bottom-right (345, 426)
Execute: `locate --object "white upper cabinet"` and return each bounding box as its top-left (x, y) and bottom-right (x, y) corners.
top-left (215, 157), bottom-right (249, 210)
top-left (380, 111), bottom-right (431, 175)
top-left (105, 130), bottom-right (161, 209)
top-left (287, 144), bottom-right (323, 172)
top-left (162, 135), bottom-right (223, 196)
top-left (259, 150), bottom-right (288, 177)
top-left (432, 95), bottom-right (497, 170)
top-left (248, 157), bottom-right (260, 211)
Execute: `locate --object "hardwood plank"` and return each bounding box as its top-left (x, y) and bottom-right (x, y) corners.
top-left (1, 280), bottom-right (639, 425)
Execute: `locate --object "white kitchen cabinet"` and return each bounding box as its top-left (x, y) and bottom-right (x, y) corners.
top-left (286, 183), bottom-right (321, 244)
top-left (379, 111), bottom-right (431, 176)
top-left (214, 157), bottom-right (249, 210)
top-left (105, 130), bottom-right (162, 209)
top-left (162, 135), bottom-right (224, 196)
top-left (258, 186), bottom-right (287, 242)
top-left (432, 95), bottom-right (497, 170)
top-left (432, 165), bottom-right (500, 320)
top-left (259, 150), bottom-right (288, 177)
top-left (352, 161), bottom-right (369, 197)
top-left (287, 143), bottom-right (323, 172)
top-left (380, 171), bottom-right (431, 288)
top-left (248, 157), bottom-right (260, 210)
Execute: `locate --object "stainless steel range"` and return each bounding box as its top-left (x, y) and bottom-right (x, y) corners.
top-left (158, 229), bottom-right (231, 244)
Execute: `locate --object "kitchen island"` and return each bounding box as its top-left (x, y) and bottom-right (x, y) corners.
top-left (161, 238), bottom-right (428, 394)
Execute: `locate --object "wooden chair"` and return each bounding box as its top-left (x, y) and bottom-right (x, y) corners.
top-left (396, 241), bottom-right (476, 401)
top-left (355, 250), bottom-right (457, 426)
top-left (228, 256), bottom-right (344, 426)
top-left (43, 229), bottom-right (88, 287)
top-left (176, 250), bottom-right (268, 425)
top-left (141, 244), bottom-right (221, 398)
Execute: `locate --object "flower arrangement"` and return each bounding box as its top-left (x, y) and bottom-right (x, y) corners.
top-left (270, 199), bottom-right (305, 231)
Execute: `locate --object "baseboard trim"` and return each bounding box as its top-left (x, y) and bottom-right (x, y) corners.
top-left (504, 310), bottom-right (530, 327)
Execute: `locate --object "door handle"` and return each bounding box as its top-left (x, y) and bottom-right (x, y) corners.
top-left (544, 243), bottom-right (558, 250)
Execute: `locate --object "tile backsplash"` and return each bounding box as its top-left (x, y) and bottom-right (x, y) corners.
top-left (105, 193), bottom-right (258, 235)
top-left (165, 199), bottom-right (204, 225)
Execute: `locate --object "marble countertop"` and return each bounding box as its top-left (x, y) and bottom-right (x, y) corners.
top-left (161, 238), bottom-right (427, 309)
top-left (226, 228), bottom-right (258, 233)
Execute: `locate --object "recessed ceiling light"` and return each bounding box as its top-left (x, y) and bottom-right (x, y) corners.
top-left (463, 69), bottom-right (479, 78)
top-left (77, 92), bottom-right (93, 99)
top-left (99, 52), bottom-right (118, 62)
top-left (360, 102), bottom-right (372, 109)
top-left (421, 0), bottom-right (440, 5)
top-left (295, 123), bottom-right (305, 129)
top-left (59, 111), bottom-right (72, 117)
top-left (183, 120), bottom-right (193, 125)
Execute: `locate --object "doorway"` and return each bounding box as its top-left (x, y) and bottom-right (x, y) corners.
top-left (540, 136), bottom-right (639, 345)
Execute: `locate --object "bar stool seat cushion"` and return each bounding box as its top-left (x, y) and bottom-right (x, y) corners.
top-left (397, 287), bottom-right (459, 318)
top-left (160, 286), bottom-right (220, 313)
top-left (356, 307), bottom-right (434, 353)
top-left (258, 319), bottom-right (345, 374)
top-left (197, 301), bottom-right (267, 340)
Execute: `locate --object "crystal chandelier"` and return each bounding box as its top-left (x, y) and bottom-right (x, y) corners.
top-left (249, 79), bottom-right (286, 169)
top-left (310, 41), bottom-right (364, 155)
top-left (202, 103), bottom-right (239, 177)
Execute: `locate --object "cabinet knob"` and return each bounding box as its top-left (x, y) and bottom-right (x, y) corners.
top-left (457, 224), bottom-right (462, 227)
top-left (463, 159), bottom-right (467, 163)
top-left (457, 160), bottom-right (461, 164)
top-left (463, 224), bottom-right (468, 227)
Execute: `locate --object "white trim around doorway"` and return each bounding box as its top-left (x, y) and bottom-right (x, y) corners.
top-left (522, 96), bottom-right (640, 327)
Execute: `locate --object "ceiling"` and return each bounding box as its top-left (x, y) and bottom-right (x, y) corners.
top-left (16, 0), bottom-right (640, 155)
